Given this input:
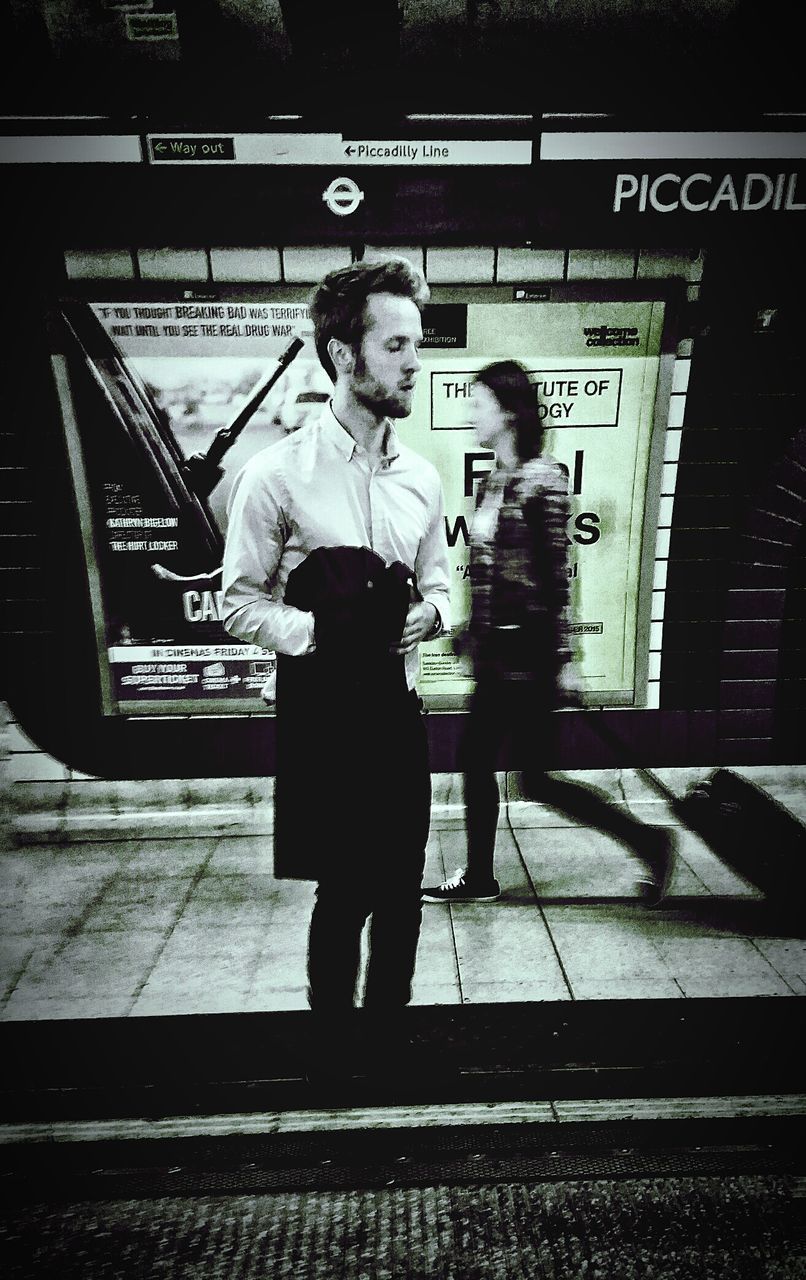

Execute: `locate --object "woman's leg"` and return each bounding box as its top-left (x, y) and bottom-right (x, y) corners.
top-left (421, 677), bottom-right (506, 901)
top-left (514, 684), bottom-right (675, 901)
top-left (461, 678), bottom-right (507, 885)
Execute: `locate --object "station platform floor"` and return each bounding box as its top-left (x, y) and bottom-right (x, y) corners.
top-left (1, 764), bottom-right (804, 1023)
top-left (2, 764), bottom-right (804, 1279)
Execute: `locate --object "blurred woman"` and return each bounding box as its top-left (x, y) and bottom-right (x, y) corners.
top-left (421, 360), bottom-right (674, 906)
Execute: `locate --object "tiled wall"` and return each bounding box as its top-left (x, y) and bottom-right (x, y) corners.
top-left (662, 251), bottom-right (806, 765)
top-left (62, 244), bottom-right (702, 304)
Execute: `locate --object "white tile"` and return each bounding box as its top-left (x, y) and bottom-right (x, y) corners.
top-left (7, 755), bottom-right (67, 784)
top-left (667, 395), bottom-right (687, 429)
top-left (191, 870), bottom-right (278, 902)
top-left (452, 906), bottom-right (563, 983)
top-left (461, 978), bottom-right (571, 1002)
top-left (252, 949), bottom-right (308, 991)
top-left (363, 246), bottom-right (425, 274)
top-left (239, 988), bottom-right (308, 1012)
top-left (281, 245), bottom-right (352, 283)
top-left (410, 983), bottom-right (462, 1005)
top-left (81, 903), bottom-right (181, 933)
top-left (206, 837), bottom-right (275, 872)
top-left (496, 248), bottom-right (564, 283)
top-left (64, 248), bottom-right (135, 280)
top-left (567, 250), bottom-right (636, 280)
top-left (570, 977), bottom-right (683, 1000)
top-left (111, 780), bottom-right (206, 809)
top-left (1, 995), bottom-right (134, 1021)
top-left (0, 902), bottom-right (88, 936)
top-left (654, 935), bottom-right (779, 977)
top-left (66, 780), bottom-right (122, 810)
top-left (159, 922), bottom-right (266, 956)
top-left (651, 588), bottom-right (667, 619)
top-left (132, 985), bottom-right (256, 1016)
top-left (184, 776), bottom-right (258, 806)
top-left (115, 839), bottom-right (217, 874)
top-left (753, 939), bottom-right (806, 990)
top-left (637, 251), bottom-right (704, 282)
top-left (137, 247), bottom-right (209, 282)
top-left (6, 780), bottom-right (68, 814)
top-left (661, 461), bottom-right (678, 494)
top-left (658, 496), bottom-right (675, 526)
top-left (672, 358), bottom-right (691, 394)
top-left (209, 247), bottom-right (281, 282)
top-left (548, 931), bottom-right (666, 982)
top-left (664, 429), bottom-right (682, 462)
top-left (675, 974), bottom-right (793, 998)
top-left (426, 246), bottom-right (495, 283)
top-left (2, 723), bottom-right (41, 752)
top-left (13, 932), bottom-right (165, 999)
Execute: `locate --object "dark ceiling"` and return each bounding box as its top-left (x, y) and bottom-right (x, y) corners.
top-left (2, 0), bottom-right (804, 125)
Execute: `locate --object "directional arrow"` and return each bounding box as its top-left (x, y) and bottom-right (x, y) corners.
top-left (345, 145), bottom-right (355, 156)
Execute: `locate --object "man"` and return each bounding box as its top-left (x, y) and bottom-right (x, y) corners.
top-left (221, 257), bottom-right (450, 1053)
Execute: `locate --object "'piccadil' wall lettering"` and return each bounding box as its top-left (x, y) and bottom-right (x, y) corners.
top-left (613, 172), bottom-right (806, 213)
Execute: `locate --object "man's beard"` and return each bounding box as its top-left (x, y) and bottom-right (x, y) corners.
top-left (352, 355), bottom-right (412, 419)
top-left (354, 384), bottom-right (410, 418)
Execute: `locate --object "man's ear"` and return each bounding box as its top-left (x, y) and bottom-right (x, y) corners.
top-left (327, 337), bottom-right (354, 376)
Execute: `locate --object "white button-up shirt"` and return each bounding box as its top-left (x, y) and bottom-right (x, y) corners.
top-left (221, 403), bottom-right (451, 690)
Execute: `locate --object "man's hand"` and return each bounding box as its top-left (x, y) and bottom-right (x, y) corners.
top-left (391, 602), bottom-right (438, 655)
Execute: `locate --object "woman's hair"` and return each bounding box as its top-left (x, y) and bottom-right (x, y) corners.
top-left (309, 256), bottom-right (430, 382)
top-left (472, 359), bottom-right (544, 461)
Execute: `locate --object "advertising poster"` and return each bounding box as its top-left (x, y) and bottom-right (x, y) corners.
top-left (55, 291), bottom-right (666, 715)
top-left (406, 297), bottom-right (666, 706)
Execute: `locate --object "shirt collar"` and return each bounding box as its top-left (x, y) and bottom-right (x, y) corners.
top-left (322, 401), bottom-right (401, 466)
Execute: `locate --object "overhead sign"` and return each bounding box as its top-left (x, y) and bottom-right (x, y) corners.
top-left (537, 163), bottom-right (806, 239)
top-left (0, 135), bottom-right (142, 163)
top-left (151, 137), bottom-right (235, 161)
top-left (145, 132), bottom-right (532, 165)
top-left (322, 176), bottom-right (365, 215)
top-left (539, 131), bottom-right (806, 161)
top-left (537, 132), bottom-right (806, 242)
top-left (612, 170), bottom-right (805, 214)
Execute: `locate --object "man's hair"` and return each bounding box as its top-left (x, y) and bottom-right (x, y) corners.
top-left (473, 360), bottom-right (545, 462)
top-left (309, 257), bottom-right (430, 382)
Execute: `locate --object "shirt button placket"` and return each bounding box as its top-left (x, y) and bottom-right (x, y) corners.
top-left (367, 466), bottom-right (377, 552)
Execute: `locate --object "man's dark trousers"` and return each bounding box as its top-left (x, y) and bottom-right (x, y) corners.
top-left (274, 650), bottom-right (431, 1010)
top-left (307, 687), bottom-right (431, 1009)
